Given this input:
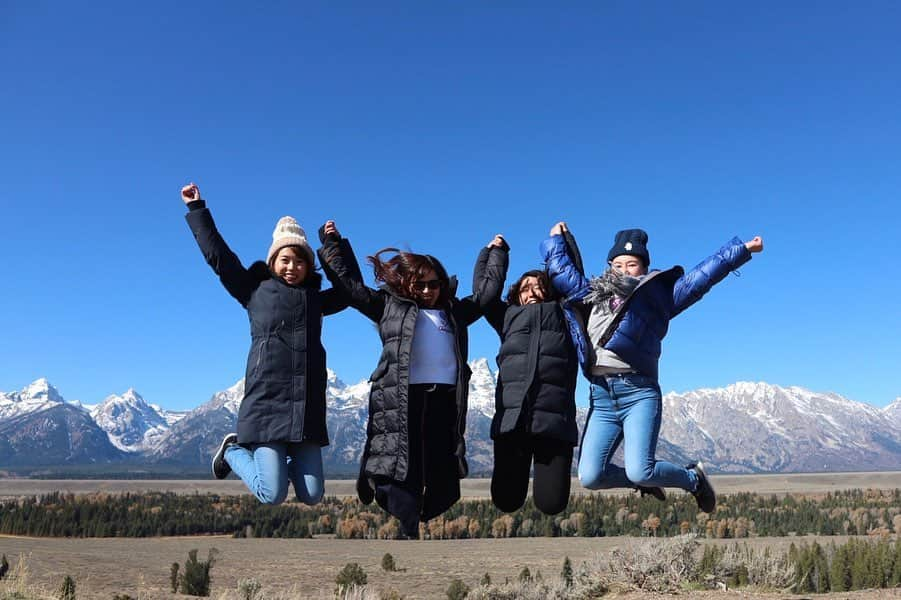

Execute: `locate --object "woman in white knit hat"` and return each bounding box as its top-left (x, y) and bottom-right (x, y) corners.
top-left (181, 183), bottom-right (360, 505)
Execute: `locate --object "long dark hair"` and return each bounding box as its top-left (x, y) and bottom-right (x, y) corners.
top-left (367, 247), bottom-right (451, 305)
top-left (506, 270), bottom-right (555, 306)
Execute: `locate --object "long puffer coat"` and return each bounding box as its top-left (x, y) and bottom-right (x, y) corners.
top-left (318, 237), bottom-right (503, 504)
top-left (186, 202), bottom-right (359, 445)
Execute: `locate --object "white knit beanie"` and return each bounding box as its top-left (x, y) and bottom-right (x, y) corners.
top-left (267, 216), bottom-right (315, 267)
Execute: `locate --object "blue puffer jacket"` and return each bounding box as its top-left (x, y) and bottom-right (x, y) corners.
top-left (540, 234), bottom-right (752, 380)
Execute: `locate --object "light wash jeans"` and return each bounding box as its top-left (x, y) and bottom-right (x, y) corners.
top-left (225, 440), bottom-right (324, 505)
top-left (577, 373), bottom-right (697, 491)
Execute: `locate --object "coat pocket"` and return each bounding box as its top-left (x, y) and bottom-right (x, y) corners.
top-left (369, 360), bottom-right (389, 383)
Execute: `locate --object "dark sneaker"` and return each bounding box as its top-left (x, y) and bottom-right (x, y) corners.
top-left (637, 485), bottom-right (666, 502)
top-left (212, 433), bottom-right (238, 479)
top-left (688, 462), bottom-right (716, 513)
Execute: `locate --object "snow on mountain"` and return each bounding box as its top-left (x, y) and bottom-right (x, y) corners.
top-left (885, 397), bottom-right (901, 425)
top-left (90, 389), bottom-right (172, 453)
top-left (4, 373), bottom-right (900, 475)
top-left (0, 378), bottom-right (66, 420)
top-left (661, 381), bottom-right (901, 473)
top-left (468, 358), bottom-right (497, 418)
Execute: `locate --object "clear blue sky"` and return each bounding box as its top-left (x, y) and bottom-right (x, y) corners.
top-left (1, 2), bottom-right (899, 411)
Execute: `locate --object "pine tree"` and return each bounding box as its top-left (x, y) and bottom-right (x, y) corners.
top-left (829, 543), bottom-right (850, 592)
top-left (561, 556), bottom-right (573, 587)
top-left (892, 539), bottom-right (901, 586)
top-left (0, 554), bottom-right (9, 580)
top-left (169, 563), bottom-right (179, 593)
top-left (57, 575), bottom-right (76, 600)
top-left (179, 548), bottom-right (218, 596)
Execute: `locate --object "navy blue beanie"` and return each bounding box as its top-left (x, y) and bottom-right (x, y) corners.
top-left (607, 228), bottom-right (650, 266)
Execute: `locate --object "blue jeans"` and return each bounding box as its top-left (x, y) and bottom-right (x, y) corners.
top-left (577, 374), bottom-right (697, 491)
top-left (225, 441), bottom-right (324, 505)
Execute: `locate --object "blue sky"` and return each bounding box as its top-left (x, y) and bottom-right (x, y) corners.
top-left (1, 2), bottom-right (898, 411)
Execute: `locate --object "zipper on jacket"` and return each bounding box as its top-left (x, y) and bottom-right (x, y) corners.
top-left (445, 307), bottom-right (468, 454)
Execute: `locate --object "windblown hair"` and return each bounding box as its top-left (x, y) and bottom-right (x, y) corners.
top-left (506, 270), bottom-right (556, 306)
top-left (367, 247), bottom-right (451, 305)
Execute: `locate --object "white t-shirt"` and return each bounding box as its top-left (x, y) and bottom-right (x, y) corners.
top-left (409, 308), bottom-right (458, 385)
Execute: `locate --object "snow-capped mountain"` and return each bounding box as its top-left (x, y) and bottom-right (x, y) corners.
top-left (2, 373), bottom-right (900, 475)
top-left (0, 378), bottom-right (65, 421)
top-left (148, 379), bottom-right (244, 464)
top-left (885, 397), bottom-right (901, 425)
top-left (91, 389), bottom-right (183, 452)
top-left (0, 382), bottom-right (126, 466)
top-left (661, 382), bottom-right (901, 473)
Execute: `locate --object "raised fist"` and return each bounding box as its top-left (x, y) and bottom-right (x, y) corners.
top-left (181, 183), bottom-right (201, 204)
top-left (745, 236), bottom-right (764, 253)
top-left (550, 221), bottom-right (568, 237)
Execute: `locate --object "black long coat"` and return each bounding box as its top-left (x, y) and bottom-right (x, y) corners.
top-left (475, 246), bottom-right (579, 445)
top-left (186, 203), bottom-right (359, 446)
top-left (318, 239), bottom-right (503, 492)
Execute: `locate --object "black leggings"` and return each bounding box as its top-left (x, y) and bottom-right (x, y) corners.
top-left (491, 434), bottom-right (573, 515)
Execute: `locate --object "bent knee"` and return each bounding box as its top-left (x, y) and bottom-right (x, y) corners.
top-left (256, 486), bottom-right (288, 505)
top-left (534, 494), bottom-right (568, 516)
top-left (625, 465), bottom-right (655, 487)
top-left (297, 488), bottom-right (324, 505)
top-left (578, 462), bottom-right (605, 489)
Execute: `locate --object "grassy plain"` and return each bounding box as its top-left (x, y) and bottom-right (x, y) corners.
top-left (3, 470), bottom-right (901, 500)
top-left (1, 472), bottom-right (900, 599)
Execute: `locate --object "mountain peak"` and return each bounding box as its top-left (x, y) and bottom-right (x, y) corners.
top-left (24, 378), bottom-right (64, 403)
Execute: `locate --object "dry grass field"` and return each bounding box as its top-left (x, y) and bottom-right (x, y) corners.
top-left (3, 470), bottom-right (901, 500)
top-left (1, 472), bottom-right (900, 599)
top-left (2, 534), bottom-right (900, 600)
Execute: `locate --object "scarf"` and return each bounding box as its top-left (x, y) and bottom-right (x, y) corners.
top-left (583, 269), bottom-right (642, 315)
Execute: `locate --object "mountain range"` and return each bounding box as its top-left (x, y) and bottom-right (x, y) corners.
top-left (2, 360), bottom-right (900, 476)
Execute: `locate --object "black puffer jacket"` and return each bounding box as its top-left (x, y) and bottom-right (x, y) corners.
top-left (476, 245), bottom-right (579, 445)
top-left (186, 203), bottom-right (360, 446)
top-left (318, 239), bottom-right (504, 483)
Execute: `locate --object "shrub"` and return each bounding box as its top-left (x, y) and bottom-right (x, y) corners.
top-left (336, 562), bottom-right (368, 592)
top-left (0, 555), bottom-right (8, 581)
top-left (381, 553), bottom-right (396, 572)
top-left (608, 534), bottom-right (698, 592)
top-left (446, 578), bottom-right (470, 600)
top-left (169, 563), bottom-right (179, 593)
top-left (57, 575), bottom-right (75, 600)
top-left (237, 577), bottom-right (262, 600)
top-left (178, 548), bottom-right (218, 596)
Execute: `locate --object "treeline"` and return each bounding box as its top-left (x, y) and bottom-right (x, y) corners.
top-left (1, 488), bottom-right (899, 540)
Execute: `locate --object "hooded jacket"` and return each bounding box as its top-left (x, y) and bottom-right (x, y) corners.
top-left (186, 203), bottom-right (360, 445)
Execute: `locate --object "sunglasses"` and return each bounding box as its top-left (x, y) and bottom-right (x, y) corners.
top-left (411, 279), bottom-right (444, 292)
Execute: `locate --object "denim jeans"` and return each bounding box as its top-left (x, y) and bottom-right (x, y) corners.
top-left (225, 440), bottom-right (324, 505)
top-left (577, 373), bottom-right (697, 491)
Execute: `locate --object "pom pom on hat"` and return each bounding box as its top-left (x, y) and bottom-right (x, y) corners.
top-left (607, 228), bottom-right (650, 266)
top-left (267, 216), bottom-right (315, 267)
